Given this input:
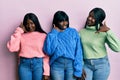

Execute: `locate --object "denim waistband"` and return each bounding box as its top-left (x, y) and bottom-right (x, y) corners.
top-left (20, 57), bottom-right (42, 60)
top-left (84, 56), bottom-right (109, 65)
top-left (54, 57), bottom-right (73, 64)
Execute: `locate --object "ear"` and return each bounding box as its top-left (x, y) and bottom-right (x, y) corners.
top-left (53, 24), bottom-right (56, 28)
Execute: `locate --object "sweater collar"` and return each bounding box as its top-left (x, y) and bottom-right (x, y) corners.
top-left (86, 26), bottom-right (96, 30)
top-left (86, 24), bottom-right (100, 30)
top-left (52, 28), bottom-right (68, 33)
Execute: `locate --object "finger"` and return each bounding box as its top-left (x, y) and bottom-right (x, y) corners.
top-left (83, 74), bottom-right (86, 79)
top-left (95, 31), bottom-right (100, 33)
top-left (20, 22), bottom-right (23, 25)
top-left (20, 22), bottom-right (23, 28)
top-left (103, 21), bottom-right (106, 26)
top-left (53, 24), bottom-right (55, 28)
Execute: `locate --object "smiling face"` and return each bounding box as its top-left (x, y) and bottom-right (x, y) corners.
top-left (57, 20), bottom-right (68, 30)
top-left (86, 12), bottom-right (96, 26)
top-left (25, 19), bottom-right (36, 32)
top-left (53, 11), bottom-right (69, 30)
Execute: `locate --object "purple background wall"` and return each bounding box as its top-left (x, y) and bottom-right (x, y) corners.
top-left (0, 0), bottom-right (120, 80)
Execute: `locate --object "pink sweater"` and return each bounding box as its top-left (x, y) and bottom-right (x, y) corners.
top-left (7, 27), bottom-right (50, 76)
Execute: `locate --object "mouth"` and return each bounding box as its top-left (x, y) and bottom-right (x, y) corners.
top-left (63, 25), bottom-right (67, 28)
top-left (87, 20), bottom-right (93, 25)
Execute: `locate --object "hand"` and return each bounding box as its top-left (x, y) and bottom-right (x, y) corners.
top-left (74, 77), bottom-right (85, 80)
top-left (19, 22), bottom-right (27, 32)
top-left (53, 24), bottom-right (63, 32)
top-left (53, 24), bottom-right (58, 30)
top-left (81, 69), bottom-right (86, 80)
top-left (42, 75), bottom-right (50, 80)
top-left (96, 22), bottom-right (110, 33)
top-left (74, 69), bottom-right (86, 80)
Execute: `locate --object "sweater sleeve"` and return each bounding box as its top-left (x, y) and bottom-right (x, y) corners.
top-left (43, 34), bottom-right (57, 56)
top-left (73, 31), bottom-right (83, 77)
top-left (7, 27), bottom-right (24, 52)
top-left (106, 30), bottom-right (120, 52)
top-left (43, 54), bottom-right (50, 76)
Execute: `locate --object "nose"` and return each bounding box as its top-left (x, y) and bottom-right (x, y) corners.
top-left (88, 17), bottom-right (92, 20)
top-left (63, 21), bottom-right (68, 26)
top-left (28, 23), bottom-right (33, 28)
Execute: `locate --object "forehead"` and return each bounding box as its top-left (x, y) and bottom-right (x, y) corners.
top-left (27, 19), bottom-right (34, 23)
top-left (59, 21), bottom-right (68, 24)
top-left (89, 11), bottom-right (94, 16)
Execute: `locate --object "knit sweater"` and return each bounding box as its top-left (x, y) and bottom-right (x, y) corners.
top-left (79, 26), bottom-right (120, 59)
top-left (43, 27), bottom-right (83, 77)
top-left (7, 27), bottom-right (50, 76)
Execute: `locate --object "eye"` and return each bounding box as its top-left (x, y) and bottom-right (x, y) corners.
top-left (30, 22), bottom-right (34, 24)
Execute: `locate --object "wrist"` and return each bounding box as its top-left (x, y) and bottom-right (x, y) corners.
top-left (43, 75), bottom-right (49, 80)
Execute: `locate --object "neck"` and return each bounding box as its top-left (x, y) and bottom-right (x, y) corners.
top-left (54, 27), bottom-right (65, 32)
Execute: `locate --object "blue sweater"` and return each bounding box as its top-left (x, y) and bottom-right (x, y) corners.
top-left (43, 27), bottom-right (83, 77)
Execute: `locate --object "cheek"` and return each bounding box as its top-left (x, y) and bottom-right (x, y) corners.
top-left (92, 19), bottom-right (95, 22)
top-left (92, 19), bottom-right (95, 24)
top-left (31, 24), bottom-right (35, 28)
top-left (32, 26), bottom-right (36, 30)
top-left (29, 25), bottom-right (35, 31)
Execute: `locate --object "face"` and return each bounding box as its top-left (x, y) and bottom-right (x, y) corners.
top-left (57, 21), bottom-right (68, 30)
top-left (86, 12), bottom-right (96, 26)
top-left (26, 19), bottom-right (36, 32)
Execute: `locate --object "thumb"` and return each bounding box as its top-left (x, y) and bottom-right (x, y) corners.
top-left (20, 22), bottom-right (24, 28)
top-left (95, 30), bottom-right (100, 33)
top-left (103, 21), bottom-right (107, 27)
top-left (53, 24), bottom-right (57, 29)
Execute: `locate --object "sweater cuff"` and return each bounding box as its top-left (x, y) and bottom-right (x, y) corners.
top-left (74, 71), bottom-right (82, 77)
top-left (106, 30), bottom-right (113, 35)
top-left (16, 27), bottom-right (24, 33)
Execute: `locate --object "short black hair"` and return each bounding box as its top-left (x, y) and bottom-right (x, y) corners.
top-left (52, 11), bottom-right (69, 28)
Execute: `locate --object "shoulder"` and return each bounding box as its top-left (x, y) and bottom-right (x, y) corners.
top-left (80, 28), bottom-right (86, 31)
top-left (79, 28), bottom-right (86, 33)
top-left (67, 27), bottom-right (77, 32)
top-left (32, 32), bottom-right (47, 39)
top-left (40, 33), bottom-right (47, 38)
top-left (66, 27), bottom-right (80, 38)
top-left (36, 32), bottom-right (47, 40)
top-left (66, 27), bottom-right (78, 35)
top-left (47, 29), bottom-right (58, 36)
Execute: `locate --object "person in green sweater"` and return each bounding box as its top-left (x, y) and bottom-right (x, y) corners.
top-left (79, 7), bottom-right (120, 80)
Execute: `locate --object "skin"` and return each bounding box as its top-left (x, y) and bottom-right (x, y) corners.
top-left (26, 19), bottom-right (36, 32)
top-left (86, 12), bottom-right (96, 26)
top-left (19, 19), bottom-right (50, 80)
top-left (20, 19), bottom-right (36, 32)
top-left (87, 12), bottom-right (110, 32)
top-left (54, 21), bottom-right (68, 31)
top-left (54, 20), bottom-right (87, 80)
top-left (96, 22), bottom-right (110, 33)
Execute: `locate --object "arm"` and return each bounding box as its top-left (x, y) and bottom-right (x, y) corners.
top-left (96, 22), bottom-right (120, 52)
top-left (74, 32), bottom-right (83, 77)
top-left (43, 34), bottom-right (58, 56)
top-left (7, 27), bottom-right (24, 52)
top-left (43, 55), bottom-right (50, 76)
top-left (106, 30), bottom-right (120, 52)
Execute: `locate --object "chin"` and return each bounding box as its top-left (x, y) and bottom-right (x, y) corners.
top-left (87, 24), bottom-right (95, 26)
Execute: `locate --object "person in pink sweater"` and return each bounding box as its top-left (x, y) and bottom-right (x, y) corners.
top-left (7, 13), bottom-right (50, 80)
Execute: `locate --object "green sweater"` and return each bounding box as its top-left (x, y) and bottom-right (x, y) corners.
top-left (79, 26), bottom-right (120, 59)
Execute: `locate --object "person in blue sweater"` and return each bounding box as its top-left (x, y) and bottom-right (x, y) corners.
top-left (43, 11), bottom-right (83, 80)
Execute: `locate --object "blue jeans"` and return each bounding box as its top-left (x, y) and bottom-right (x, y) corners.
top-left (50, 57), bottom-right (76, 80)
top-left (84, 56), bottom-right (110, 80)
top-left (18, 57), bottom-right (43, 80)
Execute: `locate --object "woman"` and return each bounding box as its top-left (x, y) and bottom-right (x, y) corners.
top-left (44, 11), bottom-right (83, 80)
top-left (7, 13), bottom-right (50, 80)
top-left (79, 7), bottom-right (120, 80)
